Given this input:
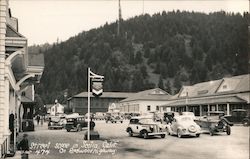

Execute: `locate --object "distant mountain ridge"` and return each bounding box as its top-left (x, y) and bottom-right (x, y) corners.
top-left (31, 11), bottom-right (249, 104)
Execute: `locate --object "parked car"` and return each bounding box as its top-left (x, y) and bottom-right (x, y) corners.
top-left (105, 115), bottom-right (123, 123)
top-left (163, 111), bottom-right (179, 124)
top-left (48, 116), bottom-right (65, 130)
top-left (65, 115), bottom-right (88, 132)
top-left (94, 112), bottom-right (106, 120)
top-left (126, 117), bottom-right (166, 139)
top-left (180, 112), bottom-right (196, 120)
top-left (195, 111), bottom-right (232, 136)
top-left (224, 109), bottom-right (250, 126)
top-left (166, 116), bottom-right (201, 138)
top-left (22, 119), bottom-right (34, 131)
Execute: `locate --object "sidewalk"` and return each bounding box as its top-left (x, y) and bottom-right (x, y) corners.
top-left (6, 122), bottom-right (47, 159)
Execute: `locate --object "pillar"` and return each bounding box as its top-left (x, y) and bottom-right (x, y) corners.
top-left (216, 104), bottom-right (219, 111)
top-left (199, 105), bottom-right (202, 116)
top-left (0, 0), bottom-right (8, 156)
top-left (226, 103), bottom-right (230, 115)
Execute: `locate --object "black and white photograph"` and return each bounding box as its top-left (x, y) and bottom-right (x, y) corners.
top-left (0, 0), bottom-right (249, 159)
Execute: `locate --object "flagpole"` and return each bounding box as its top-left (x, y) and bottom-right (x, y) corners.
top-left (87, 67), bottom-right (90, 141)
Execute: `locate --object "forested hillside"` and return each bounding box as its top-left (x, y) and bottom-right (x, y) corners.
top-left (32, 11), bottom-right (249, 104)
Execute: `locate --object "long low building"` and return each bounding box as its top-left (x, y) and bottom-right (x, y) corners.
top-left (160, 74), bottom-right (250, 116)
top-left (119, 88), bottom-right (173, 114)
top-left (67, 92), bottom-right (134, 115)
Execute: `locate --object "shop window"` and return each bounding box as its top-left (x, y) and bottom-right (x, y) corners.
top-left (156, 106), bottom-right (159, 111)
top-left (147, 105), bottom-right (151, 111)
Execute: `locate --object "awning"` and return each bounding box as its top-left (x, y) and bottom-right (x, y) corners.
top-left (162, 95), bottom-right (247, 107)
top-left (236, 93), bottom-right (250, 104)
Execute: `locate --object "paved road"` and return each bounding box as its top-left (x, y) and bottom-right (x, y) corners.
top-left (12, 120), bottom-right (249, 159)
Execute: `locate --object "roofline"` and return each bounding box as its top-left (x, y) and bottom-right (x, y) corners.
top-left (120, 98), bottom-right (172, 103)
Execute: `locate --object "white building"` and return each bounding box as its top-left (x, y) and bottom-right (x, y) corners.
top-left (119, 88), bottom-right (172, 114)
top-left (47, 102), bottom-right (65, 116)
top-left (0, 0), bottom-right (44, 157)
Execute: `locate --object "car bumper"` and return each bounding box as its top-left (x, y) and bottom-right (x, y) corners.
top-left (148, 132), bottom-right (166, 136)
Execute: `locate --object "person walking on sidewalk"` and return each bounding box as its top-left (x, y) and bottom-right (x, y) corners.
top-left (36, 115), bottom-right (40, 125)
top-left (17, 134), bottom-right (29, 152)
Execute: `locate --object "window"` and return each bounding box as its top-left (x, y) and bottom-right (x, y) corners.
top-left (147, 105), bottom-right (151, 111)
top-left (156, 106), bottom-right (159, 111)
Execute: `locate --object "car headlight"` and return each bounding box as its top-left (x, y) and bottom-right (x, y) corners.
top-left (188, 125), bottom-right (196, 132)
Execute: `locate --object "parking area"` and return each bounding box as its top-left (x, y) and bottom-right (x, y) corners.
top-left (11, 120), bottom-right (249, 159)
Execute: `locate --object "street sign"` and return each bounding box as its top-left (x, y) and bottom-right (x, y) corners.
top-left (92, 78), bottom-right (103, 96)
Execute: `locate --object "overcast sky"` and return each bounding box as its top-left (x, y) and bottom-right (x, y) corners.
top-left (9, 0), bottom-right (249, 45)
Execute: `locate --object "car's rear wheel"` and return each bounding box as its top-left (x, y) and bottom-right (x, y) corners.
top-left (161, 134), bottom-right (166, 138)
top-left (121, 121), bottom-right (123, 123)
top-left (66, 129), bottom-right (70, 132)
top-left (226, 126), bottom-right (231, 135)
top-left (177, 129), bottom-right (182, 138)
top-left (196, 134), bottom-right (200, 137)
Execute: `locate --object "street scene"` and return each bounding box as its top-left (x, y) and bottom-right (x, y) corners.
top-left (14, 120), bottom-right (250, 159)
top-left (0, 0), bottom-right (249, 159)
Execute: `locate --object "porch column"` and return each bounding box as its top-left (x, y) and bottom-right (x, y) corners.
top-left (4, 78), bottom-right (10, 151)
top-left (226, 103), bottom-right (230, 115)
top-left (199, 105), bottom-right (202, 116)
top-left (216, 104), bottom-right (219, 111)
top-left (207, 104), bottom-right (210, 112)
top-left (185, 105), bottom-right (188, 112)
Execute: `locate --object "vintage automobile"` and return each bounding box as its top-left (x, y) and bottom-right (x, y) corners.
top-left (65, 115), bottom-right (88, 132)
top-left (48, 116), bottom-right (64, 130)
top-left (22, 119), bottom-right (35, 131)
top-left (163, 111), bottom-right (179, 124)
top-left (105, 115), bottom-right (123, 123)
top-left (180, 112), bottom-right (196, 120)
top-left (126, 117), bottom-right (166, 139)
top-left (94, 112), bottom-right (106, 120)
top-left (195, 111), bottom-right (232, 136)
top-left (224, 109), bottom-right (250, 126)
top-left (166, 116), bottom-right (201, 138)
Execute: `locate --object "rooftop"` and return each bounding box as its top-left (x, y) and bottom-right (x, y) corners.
top-left (120, 88), bottom-right (172, 102)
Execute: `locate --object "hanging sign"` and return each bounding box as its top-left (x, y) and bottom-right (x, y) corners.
top-left (91, 78), bottom-right (104, 97)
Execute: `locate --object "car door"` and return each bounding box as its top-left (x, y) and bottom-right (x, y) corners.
top-left (129, 119), bottom-right (138, 134)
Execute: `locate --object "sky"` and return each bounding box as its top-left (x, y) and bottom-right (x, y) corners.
top-left (9, 0), bottom-right (249, 45)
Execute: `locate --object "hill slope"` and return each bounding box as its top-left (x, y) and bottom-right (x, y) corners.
top-left (33, 11), bottom-right (249, 103)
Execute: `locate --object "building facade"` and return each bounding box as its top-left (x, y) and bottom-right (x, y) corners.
top-left (0, 0), bottom-right (44, 157)
top-left (160, 74), bottom-right (250, 116)
top-left (119, 88), bottom-right (172, 114)
top-left (67, 92), bottom-right (134, 115)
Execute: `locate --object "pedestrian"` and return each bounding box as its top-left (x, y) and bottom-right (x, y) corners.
top-left (40, 116), bottom-right (44, 125)
top-left (17, 134), bottom-right (29, 152)
top-left (36, 115), bottom-right (40, 125)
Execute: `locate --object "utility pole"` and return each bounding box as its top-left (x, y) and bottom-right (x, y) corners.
top-left (117, 0), bottom-right (122, 36)
top-left (142, 0), bottom-right (144, 15)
